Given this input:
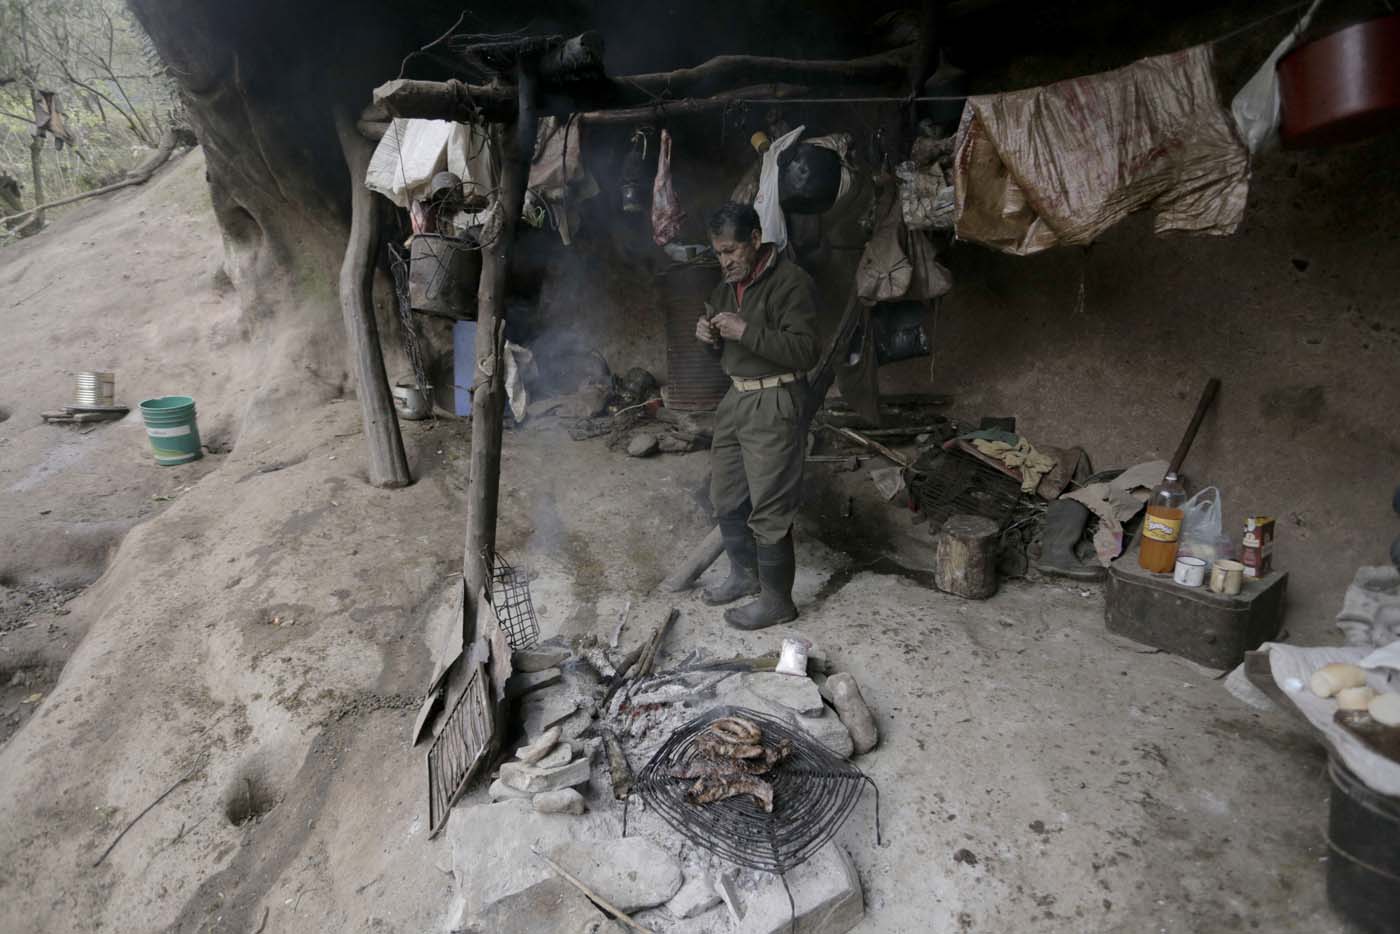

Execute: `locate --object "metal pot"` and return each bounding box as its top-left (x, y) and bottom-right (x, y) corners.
top-left (392, 382), bottom-right (432, 421)
top-left (1279, 13), bottom-right (1400, 148)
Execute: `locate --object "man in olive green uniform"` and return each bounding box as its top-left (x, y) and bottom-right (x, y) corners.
top-left (695, 203), bottom-right (819, 630)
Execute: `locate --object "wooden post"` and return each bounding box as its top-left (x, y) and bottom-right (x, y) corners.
top-left (462, 61), bottom-right (541, 619)
top-left (335, 112), bottom-right (412, 489)
top-left (934, 514), bottom-right (999, 599)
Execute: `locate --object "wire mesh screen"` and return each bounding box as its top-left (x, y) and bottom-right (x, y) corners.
top-left (491, 552), bottom-right (539, 650)
top-left (907, 446), bottom-right (1023, 532)
top-left (426, 663), bottom-right (494, 837)
top-left (634, 706), bottom-right (879, 874)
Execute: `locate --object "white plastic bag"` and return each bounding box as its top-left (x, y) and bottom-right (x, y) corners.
top-left (1178, 486), bottom-right (1225, 560)
top-left (365, 119), bottom-right (453, 207)
top-left (753, 125), bottom-right (804, 251)
top-left (1230, 0), bottom-right (1324, 154)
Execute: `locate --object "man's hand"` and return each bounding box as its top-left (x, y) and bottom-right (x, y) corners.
top-left (695, 315), bottom-right (719, 346)
top-left (712, 311), bottom-right (747, 342)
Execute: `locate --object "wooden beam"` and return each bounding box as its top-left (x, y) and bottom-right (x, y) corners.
top-left (374, 46), bottom-right (914, 125)
top-left (577, 83), bottom-right (809, 126)
top-left (461, 61), bottom-right (540, 614)
top-left (335, 112), bottom-right (412, 489)
top-left (618, 46), bottom-right (912, 99)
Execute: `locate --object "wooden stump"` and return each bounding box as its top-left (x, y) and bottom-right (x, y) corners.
top-left (935, 514), bottom-right (999, 599)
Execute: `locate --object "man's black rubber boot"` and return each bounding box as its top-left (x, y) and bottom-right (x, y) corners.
top-left (703, 518), bottom-right (760, 606)
top-left (725, 536), bottom-right (798, 630)
top-left (1032, 498), bottom-right (1106, 582)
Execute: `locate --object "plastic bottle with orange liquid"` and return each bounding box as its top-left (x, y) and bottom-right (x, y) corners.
top-left (1139, 472), bottom-right (1187, 573)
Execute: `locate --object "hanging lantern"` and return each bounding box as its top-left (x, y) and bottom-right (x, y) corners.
top-left (620, 128), bottom-right (651, 213)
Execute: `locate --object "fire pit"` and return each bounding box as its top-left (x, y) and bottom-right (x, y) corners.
top-left (631, 706), bottom-right (880, 874)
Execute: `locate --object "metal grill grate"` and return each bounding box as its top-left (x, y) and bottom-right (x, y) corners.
top-left (632, 706), bottom-right (879, 874)
top-left (427, 663), bottom-right (495, 837)
top-left (907, 446), bottom-right (1023, 533)
top-left (491, 552), bottom-right (539, 651)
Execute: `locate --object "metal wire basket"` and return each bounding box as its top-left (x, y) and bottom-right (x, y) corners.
top-left (632, 706), bottom-right (880, 874)
top-left (490, 552), bottom-right (539, 650)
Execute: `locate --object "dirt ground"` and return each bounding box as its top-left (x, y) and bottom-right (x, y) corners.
top-left (0, 151), bottom-right (1351, 933)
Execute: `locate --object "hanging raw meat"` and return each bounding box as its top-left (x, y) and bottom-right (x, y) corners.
top-left (651, 128), bottom-right (685, 246)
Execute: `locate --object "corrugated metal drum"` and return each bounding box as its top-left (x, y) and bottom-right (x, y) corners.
top-left (660, 258), bottom-right (730, 411)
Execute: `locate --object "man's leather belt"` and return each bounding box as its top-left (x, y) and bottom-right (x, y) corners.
top-left (731, 373), bottom-right (799, 392)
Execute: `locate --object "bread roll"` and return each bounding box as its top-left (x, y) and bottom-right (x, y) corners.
top-left (1309, 663), bottom-right (1367, 698)
top-left (1336, 686), bottom-right (1377, 710)
top-left (1369, 692), bottom-right (1400, 727)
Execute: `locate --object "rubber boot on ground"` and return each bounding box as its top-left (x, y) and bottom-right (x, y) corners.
top-left (1033, 498), bottom-right (1107, 581)
top-left (703, 517), bottom-right (760, 606)
top-left (725, 535), bottom-right (798, 630)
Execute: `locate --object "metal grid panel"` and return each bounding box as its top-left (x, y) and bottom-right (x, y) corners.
top-left (491, 552), bottom-right (539, 651)
top-left (427, 664), bottom-right (494, 837)
top-left (634, 706), bottom-right (879, 874)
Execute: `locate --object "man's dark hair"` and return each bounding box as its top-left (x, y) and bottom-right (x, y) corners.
top-left (708, 202), bottom-right (761, 241)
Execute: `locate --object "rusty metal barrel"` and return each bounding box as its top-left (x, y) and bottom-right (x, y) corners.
top-left (659, 258), bottom-right (729, 412)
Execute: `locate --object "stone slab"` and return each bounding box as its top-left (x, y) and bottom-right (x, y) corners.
top-left (533, 787), bottom-right (587, 815)
top-left (547, 837), bottom-right (684, 913)
top-left (795, 711), bottom-right (854, 759)
top-left (506, 667), bottom-right (563, 698)
top-left (737, 843), bottom-right (863, 934)
top-left (455, 876), bottom-right (606, 934)
top-left (667, 872), bottom-right (722, 920)
top-left (516, 725), bottom-right (562, 764)
top-left (488, 778), bottom-right (533, 802)
top-left (447, 798), bottom-right (619, 920)
top-left (513, 646), bottom-right (571, 673)
top-left (499, 757), bottom-right (591, 794)
top-left (743, 672), bottom-right (827, 717)
top-left (523, 691), bottom-right (583, 739)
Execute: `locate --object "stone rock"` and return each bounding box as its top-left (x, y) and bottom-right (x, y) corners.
top-left (716, 870), bottom-right (745, 924)
top-left (795, 711), bottom-right (854, 759)
top-left (447, 798), bottom-right (620, 920)
top-left (489, 778), bottom-right (533, 802)
top-left (523, 692), bottom-right (583, 739)
top-left (627, 434), bottom-right (660, 458)
top-left (513, 646), bottom-right (571, 673)
top-left (826, 673), bottom-right (878, 755)
top-left (547, 837), bottom-right (684, 913)
top-left (667, 873), bottom-right (721, 920)
top-left (456, 875), bottom-right (607, 934)
top-left (737, 843), bottom-right (863, 934)
top-left (533, 788), bottom-right (587, 815)
top-left (499, 757), bottom-right (591, 794)
top-left (533, 742), bottom-right (573, 771)
top-left (516, 726), bottom-right (563, 764)
top-left (744, 672), bottom-right (826, 717)
top-left (507, 667), bottom-right (563, 698)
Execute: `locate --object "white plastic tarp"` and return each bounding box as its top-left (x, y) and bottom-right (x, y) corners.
top-left (365, 119), bottom-right (454, 208)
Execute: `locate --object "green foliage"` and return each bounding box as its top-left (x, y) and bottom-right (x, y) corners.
top-left (0, 0), bottom-right (180, 229)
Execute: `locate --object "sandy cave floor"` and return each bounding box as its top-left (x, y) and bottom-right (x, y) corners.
top-left (0, 151), bottom-right (1352, 934)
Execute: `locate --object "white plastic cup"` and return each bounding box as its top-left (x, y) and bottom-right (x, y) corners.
top-left (1173, 555), bottom-right (1208, 587)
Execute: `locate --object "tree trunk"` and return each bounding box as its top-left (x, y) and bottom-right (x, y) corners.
top-left (461, 61), bottom-right (540, 622)
top-left (934, 514), bottom-right (1000, 599)
top-left (28, 134), bottom-right (46, 232)
top-left (336, 113), bottom-right (412, 489)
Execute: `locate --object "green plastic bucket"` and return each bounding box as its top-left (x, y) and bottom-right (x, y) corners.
top-left (139, 396), bottom-right (203, 465)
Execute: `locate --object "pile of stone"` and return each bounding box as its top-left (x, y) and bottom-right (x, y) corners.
top-left (444, 633), bottom-right (879, 934)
